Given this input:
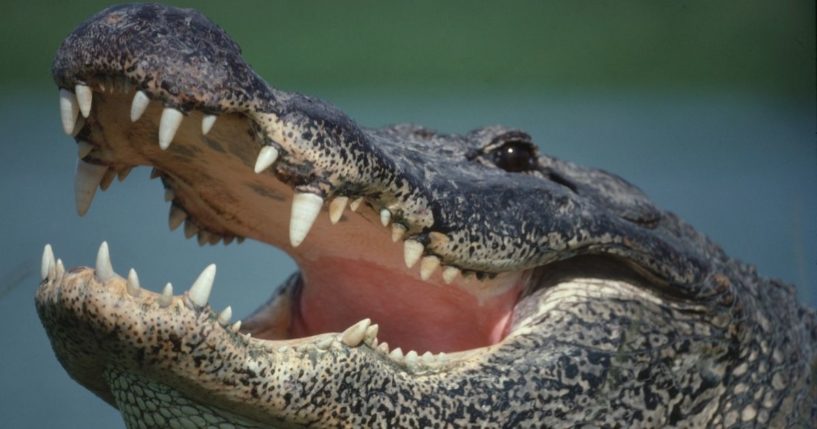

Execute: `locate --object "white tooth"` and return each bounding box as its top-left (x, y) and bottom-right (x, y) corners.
top-left (77, 141), bottom-right (93, 159)
top-left (377, 341), bottom-right (390, 353)
top-left (253, 146), bottom-right (279, 173)
top-left (405, 350), bottom-right (419, 369)
top-left (217, 306), bottom-right (232, 325)
top-left (158, 283), bottom-right (173, 307)
top-left (95, 241), bottom-right (115, 282)
top-left (117, 167), bottom-right (132, 182)
top-left (391, 224), bottom-right (406, 242)
top-left (74, 160), bottom-right (108, 216)
top-left (349, 198), bottom-right (363, 212)
top-left (188, 264), bottom-right (216, 307)
top-left (41, 244), bottom-right (55, 280)
top-left (99, 169), bottom-right (116, 191)
top-left (56, 259), bottom-right (65, 278)
top-left (420, 255), bottom-right (440, 281)
top-left (230, 320), bottom-right (242, 332)
top-left (201, 114), bottom-right (217, 135)
top-left (316, 336), bottom-right (334, 350)
top-left (340, 318), bottom-right (371, 347)
top-left (329, 197), bottom-right (348, 224)
top-left (75, 84), bottom-right (92, 118)
top-left (403, 240), bottom-right (423, 268)
top-left (126, 268), bottom-right (141, 297)
top-left (289, 192), bottom-right (323, 247)
top-left (422, 351), bottom-right (435, 365)
top-left (158, 107), bottom-right (183, 150)
top-left (442, 267), bottom-right (460, 284)
top-left (389, 347), bottom-right (405, 363)
top-left (59, 89), bottom-right (79, 135)
top-left (164, 189), bottom-right (175, 202)
top-left (168, 206), bottom-right (187, 231)
top-left (380, 209), bottom-right (391, 227)
top-left (364, 324), bottom-right (379, 343)
top-left (130, 91), bottom-right (150, 122)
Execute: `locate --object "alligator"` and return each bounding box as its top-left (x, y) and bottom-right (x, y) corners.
top-left (36, 4), bottom-right (816, 428)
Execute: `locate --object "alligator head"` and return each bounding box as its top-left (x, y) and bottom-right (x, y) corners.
top-left (36, 4), bottom-right (816, 428)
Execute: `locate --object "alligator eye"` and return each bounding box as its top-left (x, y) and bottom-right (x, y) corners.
top-left (492, 141), bottom-right (538, 172)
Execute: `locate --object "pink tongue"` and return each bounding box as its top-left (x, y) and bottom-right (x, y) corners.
top-left (290, 257), bottom-right (523, 353)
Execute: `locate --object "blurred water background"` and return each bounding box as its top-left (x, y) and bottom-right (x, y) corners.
top-left (0, 1), bottom-right (814, 427)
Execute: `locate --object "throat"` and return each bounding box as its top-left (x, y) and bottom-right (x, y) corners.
top-left (289, 256), bottom-right (526, 353)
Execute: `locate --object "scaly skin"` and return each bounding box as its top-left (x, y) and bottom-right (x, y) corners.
top-left (37, 4), bottom-right (816, 428)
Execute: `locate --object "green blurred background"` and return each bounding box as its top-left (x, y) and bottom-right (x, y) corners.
top-left (0, 1), bottom-right (814, 427)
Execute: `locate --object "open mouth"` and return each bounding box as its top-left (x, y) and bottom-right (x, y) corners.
top-left (46, 79), bottom-right (531, 365)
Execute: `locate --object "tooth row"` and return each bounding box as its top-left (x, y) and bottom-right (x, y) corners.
top-left (334, 318), bottom-right (448, 370)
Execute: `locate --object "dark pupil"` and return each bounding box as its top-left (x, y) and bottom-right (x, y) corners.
top-left (494, 142), bottom-right (534, 172)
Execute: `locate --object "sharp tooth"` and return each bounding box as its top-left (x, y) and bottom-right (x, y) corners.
top-left (95, 241), bottom-right (115, 282)
top-left (158, 283), bottom-right (173, 307)
top-left (380, 209), bottom-right (391, 227)
top-left (74, 160), bottom-right (108, 216)
top-left (316, 336), bottom-right (334, 350)
top-left (201, 114), bottom-right (217, 135)
top-left (158, 107), bottom-right (183, 150)
top-left (222, 235), bottom-right (235, 245)
top-left (117, 167), bottom-right (132, 182)
top-left (56, 259), bottom-right (65, 278)
top-left (391, 224), bottom-right (406, 242)
top-left (77, 141), bottom-right (93, 159)
top-left (405, 350), bottom-right (419, 369)
top-left (364, 324), bottom-right (379, 344)
top-left (329, 197), bottom-right (348, 224)
top-left (230, 320), bottom-right (242, 332)
top-left (403, 240), bottom-right (423, 268)
top-left (349, 198), bottom-right (363, 212)
top-left (289, 192), bottom-right (323, 247)
top-left (420, 255), bottom-right (440, 281)
top-left (253, 146), bottom-right (279, 173)
top-left (59, 89), bottom-right (79, 135)
top-left (41, 244), bottom-right (55, 280)
top-left (99, 169), bottom-right (116, 191)
top-left (164, 189), bottom-right (175, 202)
top-left (75, 84), bottom-right (92, 118)
top-left (377, 341), bottom-right (390, 354)
top-left (421, 351), bottom-right (435, 365)
top-left (126, 268), bottom-right (141, 297)
top-left (442, 266), bottom-right (460, 284)
top-left (168, 205), bottom-right (187, 231)
top-left (340, 318), bottom-right (371, 347)
top-left (389, 347), bottom-right (405, 363)
top-left (188, 264), bottom-right (216, 307)
top-left (184, 220), bottom-right (199, 238)
top-left (130, 90), bottom-right (150, 122)
top-left (217, 306), bottom-right (232, 325)
top-left (197, 231), bottom-right (209, 246)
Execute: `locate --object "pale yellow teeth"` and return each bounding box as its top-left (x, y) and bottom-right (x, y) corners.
top-left (403, 240), bottom-right (424, 268)
top-left (405, 350), bottom-right (419, 369)
top-left (201, 114), bottom-right (217, 135)
top-left (380, 209), bottom-right (391, 227)
top-left (95, 241), bottom-right (115, 282)
top-left (230, 320), bottom-right (242, 332)
top-left (158, 107), bottom-right (183, 150)
top-left (391, 224), bottom-right (406, 242)
top-left (217, 306), bottom-right (233, 325)
top-left (168, 205), bottom-right (187, 231)
top-left (130, 91), bottom-right (150, 122)
top-left (59, 89), bottom-right (79, 135)
top-left (442, 266), bottom-right (461, 284)
top-left (254, 146), bottom-right (279, 173)
top-left (289, 192), bottom-right (323, 247)
top-left (349, 198), bottom-right (363, 212)
top-left (74, 160), bottom-right (108, 216)
top-left (41, 244), bottom-right (55, 281)
top-left (329, 197), bottom-right (348, 224)
top-left (164, 189), bottom-right (175, 202)
top-left (74, 84), bottom-right (92, 118)
top-left (188, 264), bottom-right (216, 307)
top-left (419, 255), bottom-right (440, 281)
top-left (99, 169), bottom-right (116, 191)
top-left (126, 268), bottom-right (141, 297)
top-left (389, 347), bottom-right (405, 363)
top-left (158, 283), bottom-right (173, 307)
top-left (340, 318), bottom-right (371, 347)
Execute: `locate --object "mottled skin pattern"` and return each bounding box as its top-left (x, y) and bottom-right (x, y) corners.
top-left (37, 4), bottom-right (816, 428)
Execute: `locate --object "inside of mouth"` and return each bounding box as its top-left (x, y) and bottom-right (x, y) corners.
top-left (75, 86), bottom-right (528, 354)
